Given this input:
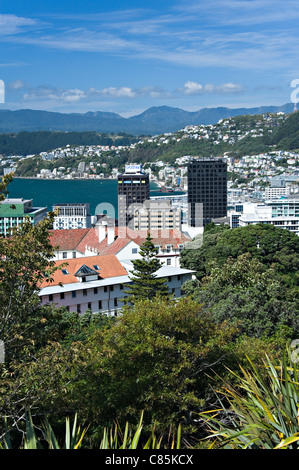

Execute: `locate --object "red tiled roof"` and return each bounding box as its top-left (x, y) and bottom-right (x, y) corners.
top-left (49, 228), bottom-right (90, 251)
top-left (49, 227), bottom-right (191, 255)
top-left (132, 229), bottom-right (191, 249)
top-left (40, 254), bottom-right (128, 287)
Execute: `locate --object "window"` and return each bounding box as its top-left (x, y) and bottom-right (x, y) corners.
top-left (83, 289), bottom-right (87, 296)
top-left (77, 304), bottom-right (81, 314)
top-left (110, 285), bottom-right (114, 292)
top-left (114, 298), bottom-right (118, 307)
top-left (62, 252), bottom-right (67, 259)
top-left (167, 259), bottom-right (171, 266)
top-left (49, 294), bottom-right (53, 302)
top-left (60, 292), bottom-right (64, 299)
top-left (72, 252), bottom-right (76, 258)
top-left (104, 286), bottom-right (108, 292)
top-left (93, 265), bottom-right (99, 270)
top-left (88, 302), bottom-right (92, 310)
top-left (94, 287), bottom-right (98, 294)
top-left (62, 269), bottom-right (69, 275)
top-left (98, 300), bottom-right (102, 310)
top-left (132, 248), bottom-right (138, 254)
top-left (72, 291), bottom-right (76, 298)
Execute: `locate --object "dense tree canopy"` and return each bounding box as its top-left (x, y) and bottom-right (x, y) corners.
top-left (183, 253), bottom-right (299, 340)
top-left (80, 297), bottom-right (240, 431)
top-left (180, 224), bottom-right (299, 287)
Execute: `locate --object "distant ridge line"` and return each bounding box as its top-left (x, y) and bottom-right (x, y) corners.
top-left (0, 103), bottom-right (294, 136)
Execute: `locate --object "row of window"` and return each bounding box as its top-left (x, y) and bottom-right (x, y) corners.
top-left (63, 289), bottom-right (182, 315)
top-left (48, 284), bottom-right (124, 302)
top-left (67, 299), bottom-right (119, 314)
top-left (47, 276), bottom-right (182, 303)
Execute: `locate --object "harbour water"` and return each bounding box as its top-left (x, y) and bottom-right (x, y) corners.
top-left (7, 178), bottom-right (185, 217)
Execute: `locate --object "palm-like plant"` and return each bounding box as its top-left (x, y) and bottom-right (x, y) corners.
top-left (1, 411), bottom-right (181, 449)
top-left (2, 413), bottom-right (87, 449)
top-left (200, 346), bottom-right (299, 449)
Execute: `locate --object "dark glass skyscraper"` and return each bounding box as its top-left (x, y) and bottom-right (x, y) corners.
top-left (187, 157), bottom-right (227, 226)
top-left (118, 164), bottom-right (150, 227)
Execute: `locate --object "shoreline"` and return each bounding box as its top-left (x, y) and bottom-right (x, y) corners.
top-left (11, 176), bottom-right (186, 195)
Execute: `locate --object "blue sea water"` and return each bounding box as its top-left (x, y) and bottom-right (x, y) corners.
top-left (7, 178), bottom-right (185, 217)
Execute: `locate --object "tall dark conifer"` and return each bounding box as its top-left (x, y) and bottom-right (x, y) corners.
top-left (124, 232), bottom-right (169, 304)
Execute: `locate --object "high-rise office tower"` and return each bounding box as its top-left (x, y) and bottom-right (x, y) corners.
top-left (118, 164), bottom-right (150, 227)
top-left (187, 157), bottom-right (227, 226)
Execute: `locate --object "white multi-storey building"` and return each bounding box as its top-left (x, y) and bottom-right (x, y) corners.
top-left (132, 199), bottom-right (182, 232)
top-left (231, 195), bottom-right (299, 236)
top-left (53, 203), bottom-right (91, 230)
top-left (39, 254), bottom-right (195, 316)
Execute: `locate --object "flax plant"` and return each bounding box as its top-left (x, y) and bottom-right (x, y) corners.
top-left (200, 346), bottom-right (299, 449)
top-left (1, 411), bottom-right (181, 449)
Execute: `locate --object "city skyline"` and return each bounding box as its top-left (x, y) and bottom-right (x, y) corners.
top-left (0, 0), bottom-right (298, 116)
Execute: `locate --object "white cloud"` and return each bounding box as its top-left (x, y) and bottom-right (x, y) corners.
top-left (61, 89), bottom-right (86, 102)
top-left (8, 79), bottom-right (27, 90)
top-left (180, 81), bottom-right (245, 95)
top-left (0, 14), bottom-right (36, 35)
top-left (100, 87), bottom-right (136, 98)
top-left (183, 81), bottom-right (203, 94)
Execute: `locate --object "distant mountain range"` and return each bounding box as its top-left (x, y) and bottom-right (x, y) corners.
top-left (0, 103), bottom-right (295, 136)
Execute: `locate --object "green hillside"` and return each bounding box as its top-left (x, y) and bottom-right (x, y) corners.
top-left (269, 111), bottom-right (299, 150)
top-left (0, 131), bottom-right (138, 156)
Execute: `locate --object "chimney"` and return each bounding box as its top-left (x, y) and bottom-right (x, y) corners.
top-left (98, 224), bottom-right (107, 243)
top-left (107, 226), bottom-right (115, 246)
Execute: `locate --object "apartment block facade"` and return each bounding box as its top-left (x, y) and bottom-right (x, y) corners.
top-left (53, 203), bottom-right (91, 230)
top-left (0, 198), bottom-right (47, 236)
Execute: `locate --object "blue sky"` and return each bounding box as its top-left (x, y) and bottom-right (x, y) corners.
top-left (0, 0), bottom-right (298, 116)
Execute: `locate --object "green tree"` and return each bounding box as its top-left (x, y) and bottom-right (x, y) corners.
top-left (83, 297), bottom-right (239, 432)
top-left (0, 212), bottom-right (63, 362)
top-left (184, 253), bottom-right (298, 340)
top-left (124, 232), bottom-right (169, 304)
top-left (180, 224), bottom-right (299, 287)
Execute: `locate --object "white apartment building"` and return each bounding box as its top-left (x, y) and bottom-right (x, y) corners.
top-left (265, 187), bottom-right (290, 199)
top-left (233, 195), bottom-right (299, 235)
top-left (39, 254), bottom-right (195, 316)
top-left (132, 199), bottom-right (182, 232)
top-left (53, 203), bottom-right (91, 230)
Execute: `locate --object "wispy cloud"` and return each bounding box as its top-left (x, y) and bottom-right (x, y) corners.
top-left (16, 80), bottom-right (246, 106)
top-left (178, 81), bottom-right (245, 95)
top-left (0, 8), bottom-right (297, 74)
top-left (0, 14), bottom-right (37, 35)
top-left (18, 83), bottom-right (170, 104)
top-left (176, 0), bottom-right (299, 25)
